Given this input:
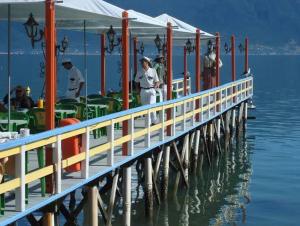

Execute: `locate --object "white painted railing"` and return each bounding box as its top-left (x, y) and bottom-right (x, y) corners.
top-left (0, 77), bottom-right (253, 225)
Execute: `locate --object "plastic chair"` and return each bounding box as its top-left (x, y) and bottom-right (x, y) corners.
top-left (57, 98), bottom-right (78, 104)
top-left (87, 94), bottom-right (103, 99)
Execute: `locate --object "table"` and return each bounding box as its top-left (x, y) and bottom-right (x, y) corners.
top-left (0, 119), bottom-right (28, 132)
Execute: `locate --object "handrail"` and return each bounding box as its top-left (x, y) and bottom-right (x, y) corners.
top-left (0, 76), bottom-right (253, 221)
top-left (0, 76), bottom-right (252, 152)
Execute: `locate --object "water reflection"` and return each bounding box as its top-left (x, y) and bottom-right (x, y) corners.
top-left (113, 138), bottom-right (254, 226)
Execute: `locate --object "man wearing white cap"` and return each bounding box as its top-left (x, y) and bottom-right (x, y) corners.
top-left (62, 58), bottom-right (85, 99)
top-left (135, 56), bottom-right (159, 125)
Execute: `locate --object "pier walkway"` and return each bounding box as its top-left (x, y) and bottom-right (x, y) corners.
top-left (0, 77), bottom-right (253, 225)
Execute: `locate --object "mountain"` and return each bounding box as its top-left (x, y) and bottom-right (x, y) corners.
top-left (1, 0), bottom-right (300, 54)
top-left (108, 0), bottom-right (300, 46)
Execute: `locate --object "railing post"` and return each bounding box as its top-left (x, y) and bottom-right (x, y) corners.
top-left (160, 106), bottom-right (165, 141)
top-left (200, 96), bottom-right (204, 122)
top-left (54, 135), bottom-right (62, 193)
top-left (146, 111), bottom-right (151, 147)
top-left (128, 115), bottom-right (134, 155)
top-left (15, 145), bottom-right (26, 211)
top-left (81, 127), bottom-right (90, 179)
top-left (181, 101), bottom-right (186, 131)
top-left (208, 93), bottom-right (211, 119)
top-left (191, 97), bottom-right (195, 126)
top-left (172, 105), bottom-right (176, 136)
top-left (107, 120), bottom-right (114, 166)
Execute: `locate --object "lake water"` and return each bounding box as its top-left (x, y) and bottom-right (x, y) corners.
top-left (1, 55), bottom-right (300, 225)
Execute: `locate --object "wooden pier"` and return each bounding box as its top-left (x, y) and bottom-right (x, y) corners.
top-left (0, 77), bottom-right (253, 225)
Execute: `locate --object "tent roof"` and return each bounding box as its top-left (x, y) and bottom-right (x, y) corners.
top-left (155, 13), bottom-right (214, 39)
top-left (0, 0), bottom-right (124, 28)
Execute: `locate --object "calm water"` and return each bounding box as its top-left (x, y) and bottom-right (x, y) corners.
top-left (1, 55), bottom-right (300, 225)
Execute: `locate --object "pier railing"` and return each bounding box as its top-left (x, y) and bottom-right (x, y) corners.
top-left (172, 77), bottom-right (191, 97)
top-left (0, 76), bottom-right (253, 224)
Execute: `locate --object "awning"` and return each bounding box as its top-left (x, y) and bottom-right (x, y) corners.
top-left (156, 13), bottom-right (214, 39)
top-left (0, 0), bottom-right (123, 29)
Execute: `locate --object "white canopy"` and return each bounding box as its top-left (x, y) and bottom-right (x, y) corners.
top-left (155, 13), bottom-right (214, 39)
top-left (0, 0), bottom-right (124, 29)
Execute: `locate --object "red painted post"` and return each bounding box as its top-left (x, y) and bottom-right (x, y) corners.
top-left (45, 0), bottom-right (56, 194)
top-left (231, 35), bottom-right (236, 103)
top-left (195, 29), bottom-right (201, 121)
top-left (101, 33), bottom-right (106, 96)
top-left (231, 35), bottom-right (236, 81)
top-left (133, 37), bottom-right (138, 77)
top-left (245, 37), bottom-right (249, 74)
top-left (195, 29), bottom-right (201, 93)
top-left (122, 11), bottom-right (129, 155)
top-left (166, 22), bottom-right (173, 136)
top-left (183, 46), bottom-right (187, 96)
top-left (215, 32), bottom-right (220, 87)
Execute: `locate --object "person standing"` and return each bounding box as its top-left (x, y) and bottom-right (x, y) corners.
top-left (62, 58), bottom-right (85, 99)
top-left (203, 40), bottom-right (223, 90)
top-left (153, 54), bottom-right (167, 102)
top-left (135, 56), bottom-right (160, 125)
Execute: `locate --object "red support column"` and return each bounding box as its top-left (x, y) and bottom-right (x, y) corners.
top-left (101, 33), bottom-right (106, 96)
top-left (231, 35), bottom-right (236, 103)
top-left (195, 29), bottom-right (201, 93)
top-left (183, 46), bottom-right (187, 96)
top-left (133, 37), bottom-right (138, 77)
top-left (231, 35), bottom-right (236, 81)
top-left (45, 0), bottom-right (56, 193)
top-left (195, 29), bottom-right (201, 121)
top-left (245, 37), bottom-right (249, 74)
top-left (122, 11), bottom-right (129, 155)
top-left (215, 32), bottom-right (220, 87)
top-left (166, 22), bottom-right (173, 136)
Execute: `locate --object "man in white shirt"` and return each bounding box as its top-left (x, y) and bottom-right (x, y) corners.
top-left (62, 58), bottom-right (85, 99)
top-left (135, 56), bottom-right (160, 125)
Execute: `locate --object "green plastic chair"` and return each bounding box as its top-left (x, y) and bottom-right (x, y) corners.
top-left (87, 94), bottom-right (103, 99)
top-left (57, 98), bottom-right (78, 104)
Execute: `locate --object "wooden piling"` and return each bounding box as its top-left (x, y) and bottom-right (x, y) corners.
top-left (84, 185), bottom-right (98, 226)
top-left (183, 134), bottom-right (189, 182)
top-left (162, 146), bottom-right (170, 201)
top-left (193, 130), bottom-right (201, 172)
top-left (145, 156), bottom-right (153, 218)
top-left (123, 166), bottom-right (131, 226)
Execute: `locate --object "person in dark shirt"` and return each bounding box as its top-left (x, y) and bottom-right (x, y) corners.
top-left (3, 85), bottom-right (34, 109)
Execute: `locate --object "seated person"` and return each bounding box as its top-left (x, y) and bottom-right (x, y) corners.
top-left (3, 85), bottom-right (34, 109)
top-left (0, 102), bottom-right (6, 112)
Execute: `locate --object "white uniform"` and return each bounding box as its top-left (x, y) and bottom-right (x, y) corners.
top-left (203, 52), bottom-right (223, 69)
top-left (65, 66), bottom-right (84, 99)
top-left (135, 67), bottom-right (159, 124)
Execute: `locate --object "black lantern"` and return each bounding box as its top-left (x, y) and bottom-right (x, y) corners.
top-left (185, 39), bottom-right (195, 54)
top-left (106, 25), bottom-right (121, 53)
top-left (23, 13), bottom-right (44, 48)
top-left (239, 43), bottom-right (245, 52)
top-left (224, 42), bottom-right (232, 54)
top-left (154, 34), bottom-right (162, 53)
top-left (57, 36), bottom-right (69, 54)
top-left (136, 42), bottom-right (145, 55)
